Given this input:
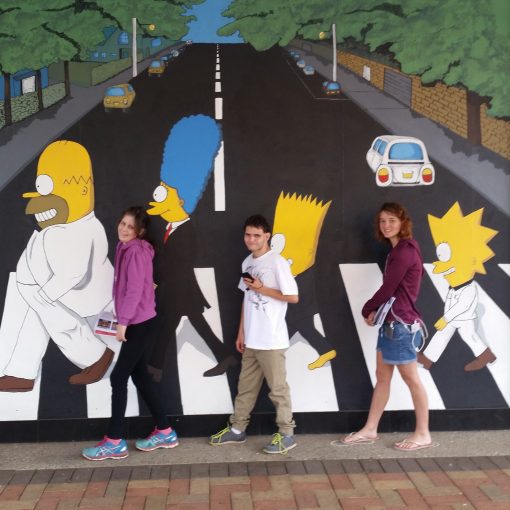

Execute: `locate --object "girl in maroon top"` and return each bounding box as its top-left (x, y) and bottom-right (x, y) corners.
top-left (342, 203), bottom-right (435, 451)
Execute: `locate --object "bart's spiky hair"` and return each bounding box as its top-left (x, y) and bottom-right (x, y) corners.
top-left (273, 192), bottom-right (331, 276)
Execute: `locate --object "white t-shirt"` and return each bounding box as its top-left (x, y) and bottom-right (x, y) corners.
top-left (239, 249), bottom-right (298, 350)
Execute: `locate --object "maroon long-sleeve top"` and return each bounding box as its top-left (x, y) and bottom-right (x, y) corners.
top-left (362, 238), bottom-right (423, 324)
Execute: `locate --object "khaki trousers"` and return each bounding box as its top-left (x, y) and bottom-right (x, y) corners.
top-left (230, 347), bottom-right (295, 436)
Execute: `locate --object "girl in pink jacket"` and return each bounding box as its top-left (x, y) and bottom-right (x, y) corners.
top-left (82, 207), bottom-right (178, 461)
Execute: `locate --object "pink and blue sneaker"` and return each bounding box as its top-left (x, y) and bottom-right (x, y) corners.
top-left (82, 436), bottom-right (129, 461)
top-left (135, 428), bottom-right (179, 451)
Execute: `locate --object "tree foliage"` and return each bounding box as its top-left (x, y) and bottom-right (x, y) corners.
top-left (0, 0), bottom-right (202, 73)
top-left (220, 0), bottom-right (510, 116)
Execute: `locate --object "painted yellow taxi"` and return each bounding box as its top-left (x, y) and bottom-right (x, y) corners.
top-left (103, 84), bottom-right (135, 113)
top-left (148, 59), bottom-right (165, 77)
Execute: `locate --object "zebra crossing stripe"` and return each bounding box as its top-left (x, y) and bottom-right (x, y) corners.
top-left (499, 264), bottom-right (510, 278)
top-left (177, 268), bottom-right (233, 415)
top-left (339, 263), bottom-right (445, 410)
top-left (424, 264), bottom-right (510, 406)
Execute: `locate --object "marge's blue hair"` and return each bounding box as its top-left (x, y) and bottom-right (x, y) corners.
top-left (160, 115), bottom-right (221, 214)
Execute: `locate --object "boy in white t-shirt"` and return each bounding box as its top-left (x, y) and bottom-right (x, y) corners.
top-left (209, 215), bottom-right (299, 454)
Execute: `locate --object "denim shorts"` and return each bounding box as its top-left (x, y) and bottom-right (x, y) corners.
top-left (377, 322), bottom-right (422, 365)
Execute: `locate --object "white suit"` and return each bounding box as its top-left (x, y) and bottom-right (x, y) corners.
top-left (423, 281), bottom-right (489, 362)
top-left (0, 212), bottom-right (113, 379)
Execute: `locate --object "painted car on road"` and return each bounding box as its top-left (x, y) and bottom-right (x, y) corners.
top-left (148, 60), bottom-right (165, 77)
top-left (322, 81), bottom-right (341, 96)
top-left (103, 84), bottom-right (135, 113)
top-left (366, 135), bottom-right (435, 187)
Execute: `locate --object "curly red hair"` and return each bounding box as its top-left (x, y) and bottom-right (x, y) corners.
top-left (375, 202), bottom-right (413, 243)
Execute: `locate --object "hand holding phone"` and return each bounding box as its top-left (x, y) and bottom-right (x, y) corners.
top-left (241, 272), bottom-right (254, 282)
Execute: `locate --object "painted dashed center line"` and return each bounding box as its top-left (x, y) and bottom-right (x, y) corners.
top-left (215, 97), bottom-right (223, 120)
top-left (214, 48), bottom-right (225, 212)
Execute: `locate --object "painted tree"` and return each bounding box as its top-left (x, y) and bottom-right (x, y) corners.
top-left (220, 0), bottom-right (510, 118)
top-left (94, 0), bottom-right (199, 43)
top-left (0, 1), bottom-right (106, 125)
top-left (0, 0), bottom-right (200, 126)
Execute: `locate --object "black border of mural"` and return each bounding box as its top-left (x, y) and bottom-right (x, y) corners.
top-left (1, 410), bottom-right (509, 443)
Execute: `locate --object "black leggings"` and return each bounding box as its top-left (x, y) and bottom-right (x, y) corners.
top-left (107, 317), bottom-right (169, 439)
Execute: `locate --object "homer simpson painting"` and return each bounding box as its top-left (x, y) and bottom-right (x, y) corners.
top-left (418, 202), bottom-right (498, 372)
top-left (0, 141), bottom-right (114, 392)
top-left (271, 192), bottom-right (335, 369)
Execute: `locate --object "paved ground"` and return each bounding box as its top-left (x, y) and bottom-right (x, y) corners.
top-left (1, 431), bottom-right (510, 508)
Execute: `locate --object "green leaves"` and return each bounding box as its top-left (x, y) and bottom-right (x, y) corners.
top-left (0, 0), bottom-right (203, 74)
top-left (221, 0), bottom-right (509, 116)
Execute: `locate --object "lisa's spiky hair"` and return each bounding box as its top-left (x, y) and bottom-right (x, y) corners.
top-left (428, 202), bottom-right (498, 286)
top-left (272, 192), bottom-right (331, 276)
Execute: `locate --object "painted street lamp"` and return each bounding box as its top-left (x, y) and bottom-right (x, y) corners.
top-left (132, 18), bottom-right (156, 78)
top-left (321, 23), bottom-right (341, 96)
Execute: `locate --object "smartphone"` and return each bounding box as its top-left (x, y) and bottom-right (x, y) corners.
top-left (241, 271), bottom-right (254, 282)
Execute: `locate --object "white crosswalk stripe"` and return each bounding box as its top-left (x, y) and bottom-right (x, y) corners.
top-left (339, 263), bottom-right (445, 410)
top-left (424, 264), bottom-right (510, 406)
top-left (177, 268), bottom-right (233, 415)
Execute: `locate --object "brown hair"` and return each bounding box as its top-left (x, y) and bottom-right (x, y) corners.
top-left (375, 202), bottom-right (413, 243)
top-left (119, 206), bottom-right (154, 247)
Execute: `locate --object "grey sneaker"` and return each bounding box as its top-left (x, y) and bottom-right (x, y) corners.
top-left (263, 433), bottom-right (296, 454)
top-left (209, 426), bottom-right (246, 445)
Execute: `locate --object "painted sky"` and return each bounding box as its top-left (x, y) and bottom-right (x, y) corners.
top-left (184, 0), bottom-right (243, 43)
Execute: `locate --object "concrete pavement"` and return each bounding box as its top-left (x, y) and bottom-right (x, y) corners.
top-left (2, 431), bottom-right (510, 471)
top-left (1, 431), bottom-right (510, 509)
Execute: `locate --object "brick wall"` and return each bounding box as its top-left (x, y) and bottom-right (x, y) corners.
top-left (481, 104), bottom-right (510, 160)
top-left (338, 50), bottom-right (508, 160)
top-left (338, 52), bottom-right (385, 90)
top-left (411, 77), bottom-right (468, 138)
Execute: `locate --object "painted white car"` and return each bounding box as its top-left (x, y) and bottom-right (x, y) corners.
top-left (366, 135), bottom-right (435, 187)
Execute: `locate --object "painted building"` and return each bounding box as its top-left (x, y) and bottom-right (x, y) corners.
top-left (87, 26), bottom-right (165, 62)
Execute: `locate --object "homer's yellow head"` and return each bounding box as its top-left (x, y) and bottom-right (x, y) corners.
top-left (271, 192), bottom-right (331, 276)
top-left (147, 182), bottom-right (189, 223)
top-left (23, 141), bottom-right (94, 228)
top-left (428, 202), bottom-right (498, 287)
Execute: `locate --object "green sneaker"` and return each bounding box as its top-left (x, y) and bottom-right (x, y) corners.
top-left (209, 426), bottom-right (246, 445)
top-left (262, 433), bottom-right (296, 454)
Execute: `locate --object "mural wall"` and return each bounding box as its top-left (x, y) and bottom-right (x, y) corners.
top-left (0, 0), bottom-right (508, 435)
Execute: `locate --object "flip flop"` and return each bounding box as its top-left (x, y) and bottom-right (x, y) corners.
top-left (331, 432), bottom-right (379, 446)
top-left (393, 439), bottom-right (439, 452)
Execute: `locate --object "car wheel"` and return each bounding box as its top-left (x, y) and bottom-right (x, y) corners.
top-left (104, 108), bottom-right (112, 113)
top-left (122, 108), bottom-right (130, 113)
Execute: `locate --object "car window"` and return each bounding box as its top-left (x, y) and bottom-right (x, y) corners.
top-left (377, 141), bottom-right (387, 155)
top-left (105, 87), bottom-right (125, 96)
top-left (373, 139), bottom-right (381, 151)
top-left (128, 85), bottom-right (134, 92)
top-left (389, 143), bottom-right (423, 160)
top-left (150, 61), bottom-right (161, 67)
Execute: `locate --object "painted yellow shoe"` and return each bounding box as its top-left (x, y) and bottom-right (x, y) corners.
top-left (308, 350), bottom-right (337, 370)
